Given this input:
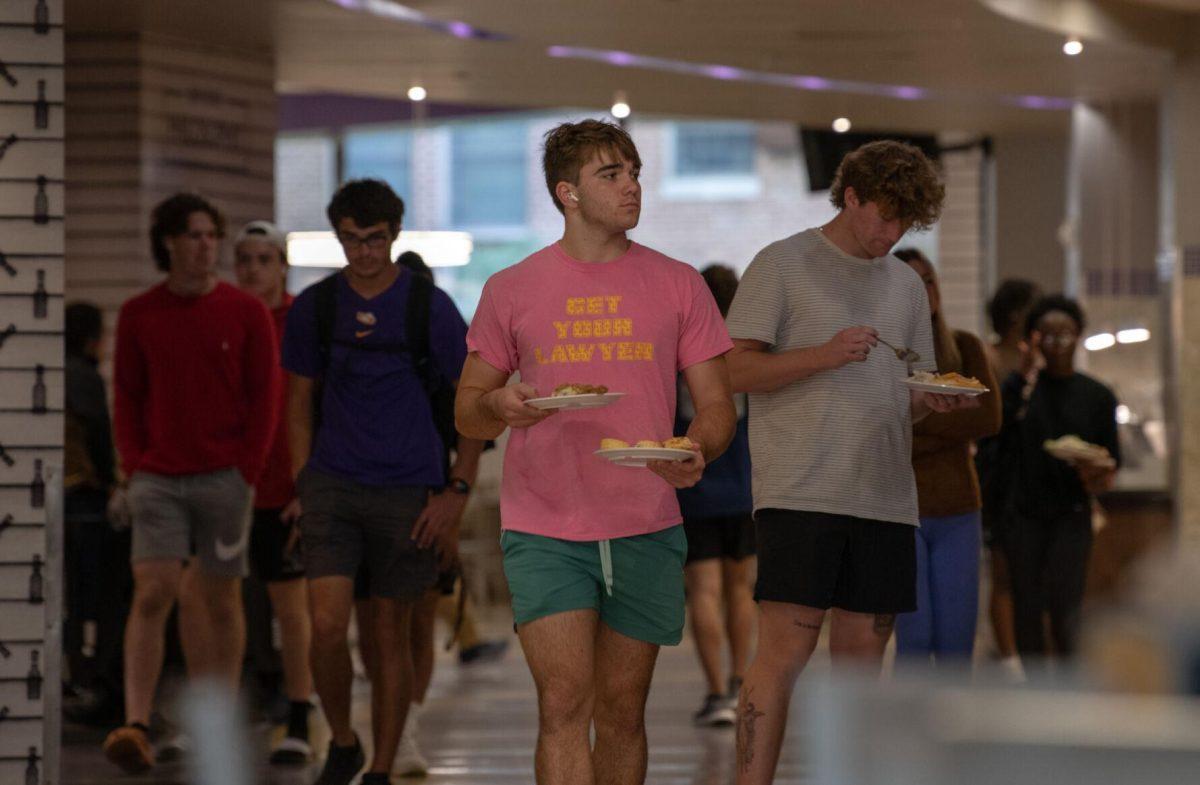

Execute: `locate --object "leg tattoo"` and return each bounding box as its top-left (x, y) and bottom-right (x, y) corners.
top-left (736, 687), bottom-right (766, 774)
top-left (873, 613), bottom-right (896, 636)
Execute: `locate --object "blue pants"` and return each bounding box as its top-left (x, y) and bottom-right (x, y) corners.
top-left (896, 511), bottom-right (981, 661)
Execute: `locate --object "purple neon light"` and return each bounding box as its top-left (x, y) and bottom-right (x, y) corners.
top-left (326, 0), bottom-right (509, 41)
top-left (546, 45), bottom-right (1073, 111)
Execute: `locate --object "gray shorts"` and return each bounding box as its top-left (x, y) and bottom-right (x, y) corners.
top-left (128, 467), bottom-right (255, 579)
top-left (297, 467), bottom-right (435, 601)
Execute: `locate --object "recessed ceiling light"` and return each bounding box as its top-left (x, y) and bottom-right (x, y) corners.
top-left (832, 117), bottom-right (851, 133)
top-left (611, 91), bottom-right (631, 119)
top-left (1063, 38), bottom-right (1083, 56)
top-left (407, 85), bottom-right (427, 102)
top-left (1084, 332), bottom-right (1115, 351)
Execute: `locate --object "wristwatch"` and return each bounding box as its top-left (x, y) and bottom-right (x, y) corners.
top-left (446, 478), bottom-right (471, 495)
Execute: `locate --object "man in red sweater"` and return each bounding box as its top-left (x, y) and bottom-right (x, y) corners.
top-left (103, 194), bottom-right (279, 774)
top-left (232, 220), bottom-right (315, 765)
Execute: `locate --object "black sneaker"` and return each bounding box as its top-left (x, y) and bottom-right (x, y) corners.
top-left (693, 693), bottom-right (736, 727)
top-left (458, 639), bottom-right (509, 665)
top-left (314, 736), bottom-right (365, 785)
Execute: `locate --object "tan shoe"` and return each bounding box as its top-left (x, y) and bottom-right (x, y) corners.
top-left (103, 725), bottom-right (154, 773)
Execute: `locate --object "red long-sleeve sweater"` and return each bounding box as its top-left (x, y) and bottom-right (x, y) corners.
top-left (113, 281), bottom-right (280, 483)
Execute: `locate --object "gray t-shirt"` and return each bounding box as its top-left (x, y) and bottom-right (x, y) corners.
top-left (726, 228), bottom-right (936, 525)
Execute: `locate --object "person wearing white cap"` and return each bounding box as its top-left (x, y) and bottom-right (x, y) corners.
top-left (233, 220), bottom-right (315, 765)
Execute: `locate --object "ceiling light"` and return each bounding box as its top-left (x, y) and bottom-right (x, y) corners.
top-left (407, 85), bottom-right (427, 102)
top-left (1083, 332), bottom-right (1115, 351)
top-left (1063, 38), bottom-right (1083, 56)
top-left (611, 91), bottom-right (631, 119)
top-left (1115, 405), bottom-right (1131, 425)
top-left (832, 117), bottom-right (851, 133)
top-left (1116, 327), bottom-right (1150, 344)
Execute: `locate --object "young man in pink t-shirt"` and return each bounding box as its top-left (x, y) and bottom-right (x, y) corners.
top-left (457, 120), bottom-right (736, 784)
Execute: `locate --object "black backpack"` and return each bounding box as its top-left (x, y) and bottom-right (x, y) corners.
top-left (311, 270), bottom-right (458, 476)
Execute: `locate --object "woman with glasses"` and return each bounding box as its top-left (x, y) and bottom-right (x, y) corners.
top-left (1000, 294), bottom-right (1120, 667)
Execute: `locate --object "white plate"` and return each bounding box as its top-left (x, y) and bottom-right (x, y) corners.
top-left (904, 379), bottom-right (990, 398)
top-left (525, 392), bottom-right (625, 410)
top-left (594, 447), bottom-right (694, 467)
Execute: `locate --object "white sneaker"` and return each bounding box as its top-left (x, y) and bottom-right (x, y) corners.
top-left (392, 733), bottom-right (428, 778)
top-left (999, 655), bottom-right (1027, 685)
top-left (156, 732), bottom-right (191, 763)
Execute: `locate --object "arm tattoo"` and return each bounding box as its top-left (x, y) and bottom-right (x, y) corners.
top-left (736, 686), bottom-right (766, 774)
top-left (793, 619), bottom-right (822, 631)
top-left (873, 613), bottom-right (896, 635)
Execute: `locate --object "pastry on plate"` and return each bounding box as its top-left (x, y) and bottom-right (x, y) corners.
top-left (663, 436), bottom-right (697, 450)
top-left (554, 383), bottom-right (609, 396)
top-left (910, 370), bottom-right (987, 390)
top-left (600, 438), bottom-right (629, 450)
top-left (635, 439), bottom-right (662, 448)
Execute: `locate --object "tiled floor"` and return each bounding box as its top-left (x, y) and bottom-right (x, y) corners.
top-left (62, 633), bottom-right (808, 785)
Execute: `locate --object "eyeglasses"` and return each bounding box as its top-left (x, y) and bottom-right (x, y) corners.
top-left (1040, 333), bottom-right (1077, 349)
top-left (337, 232), bottom-right (391, 251)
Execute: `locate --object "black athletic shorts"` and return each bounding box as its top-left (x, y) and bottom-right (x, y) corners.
top-left (250, 507), bottom-right (305, 582)
top-left (754, 508), bottom-right (916, 614)
top-left (683, 514), bottom-right (756, 565)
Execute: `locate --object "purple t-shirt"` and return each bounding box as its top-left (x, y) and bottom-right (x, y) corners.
top-left (282, 269), bottom-right (468, 486)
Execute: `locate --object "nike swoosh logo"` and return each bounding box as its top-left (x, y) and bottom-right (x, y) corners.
top-left (214, 521), bottom-right (251, 561)
top-left (355, 329), bottom-right (374, 339)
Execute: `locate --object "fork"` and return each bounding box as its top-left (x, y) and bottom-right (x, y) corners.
top-left (876, 336), bottom-right (920, 364)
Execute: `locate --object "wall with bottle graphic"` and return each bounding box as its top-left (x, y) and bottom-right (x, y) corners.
top-left (0, 1), bottom-right (62, 784)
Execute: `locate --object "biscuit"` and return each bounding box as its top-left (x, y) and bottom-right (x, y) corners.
top-left (663, 436), bottom-right (696, 450)
top-left (600, 438), bottom-right (629, 450)
top-left (635, 440), bottom-right (662, 448)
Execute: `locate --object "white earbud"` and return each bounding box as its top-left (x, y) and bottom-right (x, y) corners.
top-left (568, 192), bottom-right (580, 202)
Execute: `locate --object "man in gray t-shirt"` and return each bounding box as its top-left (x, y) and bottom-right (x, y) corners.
top-left (725, 141), bottom-right (977, 785)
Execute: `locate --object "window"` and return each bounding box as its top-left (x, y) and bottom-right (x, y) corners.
top-left (275, 134), bottom-right (337, 232)
top-left (342, 127), bottom-right (413, 202)
top-left (673, 122), bottom-right (756, 176)
top-left (663, 121), bottom-right (760, 200)
top-left (451, 120), bottom-right (527, 229)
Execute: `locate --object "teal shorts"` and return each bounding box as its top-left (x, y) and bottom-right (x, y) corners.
top-left (501, 525), bottom-right (688, 646)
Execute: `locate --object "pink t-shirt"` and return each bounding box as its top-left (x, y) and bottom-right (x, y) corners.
top-left (467, 242), bottom-right (733, 541)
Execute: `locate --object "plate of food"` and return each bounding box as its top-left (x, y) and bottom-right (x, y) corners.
top-left (594, 437), bottom-right (698, 467)
top-left (904, 371), bottom-right (990, 397)
top-left (525, 383), bottom-right (625, 410)
top-left (1043, 435), bottom-right (1115, 468)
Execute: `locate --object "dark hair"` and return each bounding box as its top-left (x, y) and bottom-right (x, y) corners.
top-left (1024, 294), bottom-right (1086, 337)
top-left (893, 248), bottom-right (962, 373)
top-left (830, 140), bottom-right (944, 230)
top-left (543, 119), bottom-right (641, 213)
top-left (149, 193), bottom-right (225, 272)
top-left (65, 301), bottom-right (103, 357)
top-left (987, 278), bottom-right (1041, 336)
top-left (326, 179), bottom-right (405, 235)
top-left (397, 250), bottom-right (433, 282)
top-left (700, 264), bottom-right (738, 317)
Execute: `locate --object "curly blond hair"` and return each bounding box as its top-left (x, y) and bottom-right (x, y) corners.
top-left (543, 120), bottom-right (641, 214)
top-left (830, 141), bottom-right (944, 229)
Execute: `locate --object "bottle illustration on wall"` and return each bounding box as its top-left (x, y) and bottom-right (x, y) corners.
top-left (31, 458), bottom-right (45, 508)
top-left (29, 555), bottom-right (43, 603)
top-left (26, 649), bottom-right (42, 700)
top-left (35, 80), bottom-right (48, 130)
top-left (33, 269), bottom-right (47, 318)
top-left (35, 0), bottom-right (49, 35)
top-left (34, 177), bottom-right (48, 224)
top-left (32, 364), bottom-right (46, 413)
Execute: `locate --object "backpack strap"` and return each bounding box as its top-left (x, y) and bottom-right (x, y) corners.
top-left (405, 273), bottom-right (435, 394)
top-left (313, 271), bottom-right (341, 372)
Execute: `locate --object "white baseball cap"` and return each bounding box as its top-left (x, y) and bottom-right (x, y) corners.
top-left (234, 220), bottom-right (286, 254)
